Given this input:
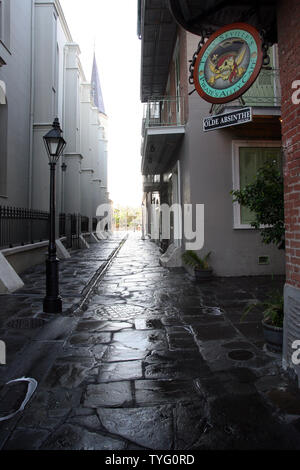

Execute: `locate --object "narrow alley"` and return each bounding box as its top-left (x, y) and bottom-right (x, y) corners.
top-left (1, 235), bottom-right (300, 450)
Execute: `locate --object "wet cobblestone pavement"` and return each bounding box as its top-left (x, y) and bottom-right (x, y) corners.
top-left (1, 234), bottom-right (300, 450)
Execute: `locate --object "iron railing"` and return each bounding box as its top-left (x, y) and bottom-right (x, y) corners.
top-left (212, 68), bottom-right (281, 115)
top-left (81, 216), bottom-right (89, 233)
top-left (143, 174), bottom-right (162, 192)
top-left (143, 96), bottom-right (186, 132)
top-left (0, 207), bottom-right (92, 250)
top-left (243, 68), bottom-right (281, 107)
top-left (0, 206), bottom-right (49, 249)
top-left (59, 213), bottom-right (66, 237)
top-left (92, 218), bottom-right (98, 232)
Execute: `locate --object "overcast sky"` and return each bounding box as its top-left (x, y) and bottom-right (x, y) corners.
top-left (60, 0), bottom-right (143, 207)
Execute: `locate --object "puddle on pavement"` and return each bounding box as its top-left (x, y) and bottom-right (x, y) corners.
top-left (135, 319), bottom-right (163, 330)
top-left (228, 350), bottom-right (254, 361)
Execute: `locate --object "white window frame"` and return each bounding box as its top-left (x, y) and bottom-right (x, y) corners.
top-left (232, 140), bottom-right (281, 229)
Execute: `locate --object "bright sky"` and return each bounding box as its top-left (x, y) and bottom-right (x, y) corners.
top-left (60, 0), bottom-right (143, 207)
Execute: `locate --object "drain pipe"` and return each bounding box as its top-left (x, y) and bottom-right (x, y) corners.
top-left (28, 0), bottom-right (35, 209)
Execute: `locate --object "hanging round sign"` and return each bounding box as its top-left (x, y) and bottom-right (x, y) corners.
top-left (193, 23), bottom-right (263, 104)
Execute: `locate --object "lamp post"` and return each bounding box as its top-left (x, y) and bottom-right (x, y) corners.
top-left (43, 118), bottom-right (66, 313)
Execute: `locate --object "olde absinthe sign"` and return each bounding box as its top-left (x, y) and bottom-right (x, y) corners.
top-left (193, 23), bottom-right (263, 104)
top-left (203, 107), bottom-right (252, 132)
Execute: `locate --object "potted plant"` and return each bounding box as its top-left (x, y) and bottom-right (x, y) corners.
top-left (242, 290), bottom-right (284, 352)
top-left (182, 250), bottom-right (213, 281)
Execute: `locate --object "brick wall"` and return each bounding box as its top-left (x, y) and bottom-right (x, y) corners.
top-left (278, 0), bottom-right (300, 287)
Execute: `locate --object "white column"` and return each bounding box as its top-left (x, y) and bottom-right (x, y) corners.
top-left (63, 43), bottom-right (82, 215)
top-left (32, 1), bottom-right (60, 212)
top-left (80, 168), bottom-right (94, 231)
top-left (64, 154), bottom-right (82, 214)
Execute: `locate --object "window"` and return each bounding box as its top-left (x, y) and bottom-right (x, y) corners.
top-left (232, 141), bottom-right (282, 228)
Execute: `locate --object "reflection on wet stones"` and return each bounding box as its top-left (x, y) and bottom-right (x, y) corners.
top-left (135, 380), bottom-right (200, 405)
top-left (98, 361), bottom-right (143, 382)
top-left (76, 320), bottom-right (133, 333)
top-left (134, 318), bottom-right (163, 330)
top-left (84, 382), bottom-right (132, 408)
top-left (112, 330), bottom-right (167, 353)
top-left (69, 333), bottom-right (111, 346)
top-left (44, 359), bottom-right (95, 389)
top-left (97, 406), bottom-right (173, 450)
top-left (43, 423), bottom-right (126, 450)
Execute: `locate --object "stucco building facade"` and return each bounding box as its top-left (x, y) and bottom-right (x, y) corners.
top-left (0, 0), bottom-right (110, 287)
top-left (139, 0), bottom-right (284, 277)
top-left (138, 0), bottom-right (300, 386)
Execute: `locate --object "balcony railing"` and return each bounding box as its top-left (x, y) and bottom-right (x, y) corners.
top-left (143, 175), bottom-right (161, 191)
top-left (213, 67), bottom-right (281, 115)
top-left (143, 175), bottom-right (161, 184)
top-left (243, 68), bottom-right (281, 107)
top-left (143, 97), bottom-right (186, 132)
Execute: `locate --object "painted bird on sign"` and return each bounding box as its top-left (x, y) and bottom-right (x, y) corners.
top-left (208, 45), bottom-right (247, 85)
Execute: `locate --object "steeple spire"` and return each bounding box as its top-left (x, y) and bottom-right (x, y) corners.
top-left (91, 53), bottom-right (106, 115)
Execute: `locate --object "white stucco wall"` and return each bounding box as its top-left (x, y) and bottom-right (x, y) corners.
top-left (0, 0), bottom-right (110, 227)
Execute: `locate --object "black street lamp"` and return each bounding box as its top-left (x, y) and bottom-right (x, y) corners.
top-left (43, 118), bottom-right (66, 313)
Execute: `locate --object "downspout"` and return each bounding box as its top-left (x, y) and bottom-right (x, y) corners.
top-left (28, 0), bottom-right (35, 209)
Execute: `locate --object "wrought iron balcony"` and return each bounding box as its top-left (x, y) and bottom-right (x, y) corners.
top-left (143, 96), bottom-right (186, 133)
top-left (143, 175), bottom-right (162, 192)
top-left (211, 67), bottom-right (281, 115)
top-left (141, 97), bottom-right (186, 175)
top-left (243, 67), bottom-right (281, 108)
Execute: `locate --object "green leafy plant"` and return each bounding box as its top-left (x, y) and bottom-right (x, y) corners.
top-left (242, 290), bottom-right (284, 328)
top-left (182, 251), bottom-right (211, 270)
top-left (231, 161), bottom-right (285, 249)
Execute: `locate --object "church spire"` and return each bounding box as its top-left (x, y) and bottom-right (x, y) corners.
top-left (91, 53), bottom-right (106, 115)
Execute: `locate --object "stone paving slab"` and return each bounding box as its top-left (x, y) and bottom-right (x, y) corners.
top-left (1, 234), bottom-right (300, 450)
